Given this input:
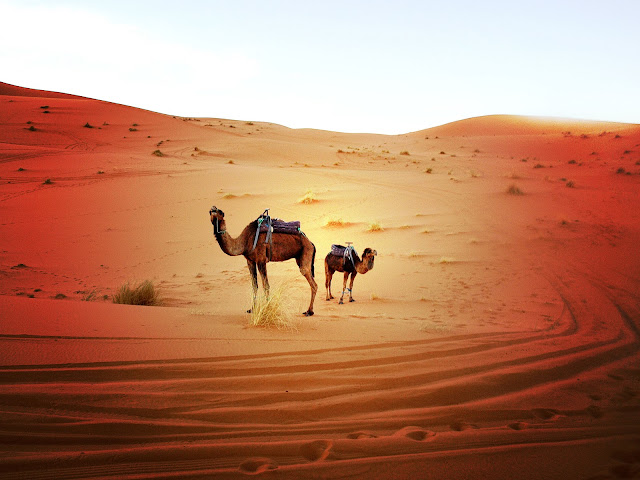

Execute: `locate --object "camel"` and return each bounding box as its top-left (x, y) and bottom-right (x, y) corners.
top-left (325, 245), bottom-right (377, 304)
top-left (209, 206), bottom-right (317, 316)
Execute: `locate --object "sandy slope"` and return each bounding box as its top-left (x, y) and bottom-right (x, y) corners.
top-left (1, 82), bottom-right (640, 479)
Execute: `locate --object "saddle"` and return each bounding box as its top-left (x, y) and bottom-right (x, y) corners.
top-left (330, 244), bottom-right (357, 267)
top-left (252, 209), bottom-right (302, 252)
top-left (259, 219), bottom-right (301, 234)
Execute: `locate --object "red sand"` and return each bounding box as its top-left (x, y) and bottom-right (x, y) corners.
top-left (1, 82), bottom-right (640, 479)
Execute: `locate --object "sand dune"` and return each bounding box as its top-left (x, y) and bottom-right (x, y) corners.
top-left (1, 82), bottom-right (640, 479)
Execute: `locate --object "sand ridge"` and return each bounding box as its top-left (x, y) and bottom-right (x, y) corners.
top-left (1, 82), bottom-right (640, 478)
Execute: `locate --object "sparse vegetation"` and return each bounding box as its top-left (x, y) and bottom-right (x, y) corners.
top-left (367, 221), bottom-right (384, 232)
top-left (249, 281), bottom-right (297, 330)
top-left (27, 125), bottom-right (36, 131)
top-left (84, 122), bottom-right (94, 129)
top-left (568, 159), bottom-right (577, 164)
top-left (81, 290), bottom-right (100, 302)
top-left (506, 184), bottom-right (524, 195)
top-left (533, 164), bottom-right (545, 169)
top-left (566, 180), bottom-right (575, 188)
top-left (324, 218), bottom-right (348, 228)
top-left (53, 293), bottom-right (67, 300)
top-left (616, 167), bottom-right (626, 174)
top-left (129, 127), bottom-right (138, 132)
top-left (400, 151), bottom-right (410, 156)
top-left (425, 168), bottom-right (433, 174)
top-left (298, 190), bottom-right (318, 204)
top-left (152, 149), bottom-right (164, 157)
top-left (112, 280), bottom-right (162, 306)
top-left (43, 178), bottom-right (53, 185)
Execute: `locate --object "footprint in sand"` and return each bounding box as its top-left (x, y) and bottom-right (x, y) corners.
top-left (300, 440), bottom-right (334, 462)
top-left (507, 422), bottom-right (529, 431)
top-left (393, 426), bottom-right (436, 441)
top-left (449, 420), bottom-right (477, 432)
top-left (531, 408), bottom-right (561, 421)
top-left (238, 457), bottom-right (278, 475)
top-left (347, 431), bottom-right (378, 439)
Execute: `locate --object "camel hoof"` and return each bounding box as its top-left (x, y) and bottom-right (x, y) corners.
top-left (349, 298), bottom-right (355, 303)
top-left (339, 300), bottom-right (344, 305)
top-left (246, 309), bottom-right (252, 314)
top-left (303, 310), bottom-right (314, 317)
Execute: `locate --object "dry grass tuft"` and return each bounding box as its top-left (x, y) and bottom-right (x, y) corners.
top-left (438, 256), bottom-right (456, 264)
top-left (324, 218), bottom-right (349, 228)
top-left (367, 221), bottom-right (384, 232)
top-left (249, 281), bottom-right (298, 330)
top-left (298, 190), bottom-right (318, 204)
top-left (506, 184), bottom-right (524, 195)
top-left (112, 280), bottom-right (162, 306)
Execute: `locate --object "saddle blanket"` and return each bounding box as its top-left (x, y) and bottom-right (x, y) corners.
top-left (259, 219), bottom-right (301, 234)
top-left (330, 244), bottom-right (358, 257)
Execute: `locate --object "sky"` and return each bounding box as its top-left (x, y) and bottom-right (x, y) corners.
top-left (1, 0), bottom-right (639, 134)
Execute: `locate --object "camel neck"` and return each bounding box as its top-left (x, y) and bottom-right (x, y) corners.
top-left (355, 258), bottom-right (374, 274)
top-left (214, 219), bottom-right (246, 256)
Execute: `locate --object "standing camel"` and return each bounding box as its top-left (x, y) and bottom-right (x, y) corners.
top-left (325, 245), bottom-right (377, 304)
top-left (209, 207), bottom-right (317, 316)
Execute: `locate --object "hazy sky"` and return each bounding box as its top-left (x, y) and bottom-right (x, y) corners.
top-left (2, 0), bottom-right (639, 134)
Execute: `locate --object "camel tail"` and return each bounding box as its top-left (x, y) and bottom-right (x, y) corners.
top-left (312, 243), bottom-right (316, 278)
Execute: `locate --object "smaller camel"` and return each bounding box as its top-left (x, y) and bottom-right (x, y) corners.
top-left (325, 245), bottom-right (377, 304)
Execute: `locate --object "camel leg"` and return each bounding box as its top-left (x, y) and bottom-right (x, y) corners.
top-left (247, 260), bottom-right (258, 313)
top-left (339, 271), bottom-right (350, 304)
top-left (325, 262), bottom-right (335, 300)
top-left (300, 265), bottom-right (317, 316)
top-left (348, 272), bottom-right (357, 302)
top-left (257, 262), bottom-right (270, 298)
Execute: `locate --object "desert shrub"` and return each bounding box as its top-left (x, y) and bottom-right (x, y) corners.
top-left (566, 180), bottom-right (575, 188)
top-left (400, 151), bottom-right (410, 156)
top-left (43, 178), bottom-right (53, 185)
top-left (112, 280), bottom-right (162, 306)
top-left (249, 281), bottom-right (297, 330)
top-left (325, 218), bottom-right (348, 228)
top-left (298, 190), bottom-right (317, 204)
top-left (84, 122), bottom-right (94, 128)
top-left (506, 184), bottom-right (523, 195)
top-left (152, 149), bottom-right (164, 157)
top-left (367, 221), bottom-right (383, 232)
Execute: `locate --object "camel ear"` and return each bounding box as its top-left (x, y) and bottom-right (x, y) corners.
top-left (218, 209), bottom-right (225, 217)
top-left (373, 250), bottom-right (377, 256)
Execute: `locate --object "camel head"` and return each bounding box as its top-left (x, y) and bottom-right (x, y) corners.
top-left (209, 206), bottom-right (225, 234)
top-left (362, 248), bottom-right (377, 270)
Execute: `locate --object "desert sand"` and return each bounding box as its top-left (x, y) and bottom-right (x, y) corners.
top-left (1, 82), bottom-right (640, 479)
